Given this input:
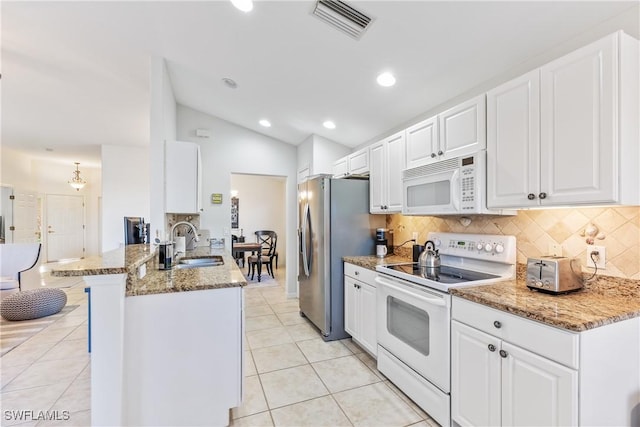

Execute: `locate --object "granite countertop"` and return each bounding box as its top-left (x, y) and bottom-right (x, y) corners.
top-left (344, 255), bottom-right (640, 332)
top-left (52, 245), bottom-right (247, 297)
top-left (343, 254), bottom-right (412, 270)
top-left (450, 273), bottom-right (640, 332)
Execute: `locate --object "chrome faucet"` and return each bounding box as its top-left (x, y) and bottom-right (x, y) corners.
top-left (170, 221), bottom-right (200, 251)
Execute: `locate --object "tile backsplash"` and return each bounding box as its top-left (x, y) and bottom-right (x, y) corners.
top-left (387, 206), bottom-right (640, 280)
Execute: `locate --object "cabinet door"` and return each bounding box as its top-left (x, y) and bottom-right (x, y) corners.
top-left (369, 141), bottom-right (386, 213)
top-left (344, 276), bottom-right (359, 338)
top-left (166, 141), bottom-right (201, 214)
top-left (385, 132), bottom-right (406, 213)
top-left (451, 321), bottom-right (501, 427)
top-left (439, 95), bottom-right (486, 159)
top-left (487, 70), bottom-right (541, 208)
top-left (348, 148), bottom-right (369, 175)
top-left (358, 281), bottom-right (377, 356)
top-left (332, 157), bottom-right (348, 178)
top-left (540, 33), bottom-right (617, 205)
top-left (406, 117), bottom-right (438, 168)
top-left (501, 342), bottom-right (578, 427)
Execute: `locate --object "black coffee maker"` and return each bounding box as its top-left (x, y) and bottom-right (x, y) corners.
top-left (375, 228), bottom-right (394, 255)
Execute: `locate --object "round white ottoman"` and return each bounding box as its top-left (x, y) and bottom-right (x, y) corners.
top-left (0, 288), bottom-right (67, 321)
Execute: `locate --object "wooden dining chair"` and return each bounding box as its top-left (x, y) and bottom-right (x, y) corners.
top-left (248, 231), bottom-right (277, 280)
top-left (231, 235), bottom-right (245, 267)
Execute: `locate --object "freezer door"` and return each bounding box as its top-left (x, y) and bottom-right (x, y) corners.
top-left (298, 177), bottom-right (330, 336)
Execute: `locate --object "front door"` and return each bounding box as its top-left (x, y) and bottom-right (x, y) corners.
top-left (14, 190), bottom-right (41, 243)
top-left (46, 194), bottom-right (85, 262)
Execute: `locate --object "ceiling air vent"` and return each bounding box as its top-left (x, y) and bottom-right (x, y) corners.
top-left (312, 0), bottom-right (373, 40)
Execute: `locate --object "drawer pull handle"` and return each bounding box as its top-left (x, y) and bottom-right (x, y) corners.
top-left (488, 344), bottom-right (496, 352)
top-left (499, 349), bottom-right (508, 358)
top-left (493, 321), bottom-right (502, 329)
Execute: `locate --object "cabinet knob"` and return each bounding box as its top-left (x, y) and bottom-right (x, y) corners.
top-left (431, 153), bottom-right (437, 158)
top-left (488, 344), bottom-right (496, 352)
top-left (355, 271), bottom-right (359, 276)
top-left (499, 349), bottom-right (508, 358)
top-left (539, 192), bottom-right (547, 199)
top-left (527, 193), bottom-right (536, 200)
top-left (493, 321), bottom-right (502, 329)
top-left (437, 150), bottom-right (444, 156)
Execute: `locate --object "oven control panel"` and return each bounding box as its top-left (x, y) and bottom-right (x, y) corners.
top-left (427, 232), bottom-right (516, 264)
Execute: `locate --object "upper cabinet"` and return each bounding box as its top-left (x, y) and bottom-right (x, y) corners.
top-left (439, 95), bottom-right (487, 160)
top-left (165, 141), bottom-right (202, 214)
top-left (406, 116), bottom-right (438, 168)
top-left (332, 147), bottom-right (370, 178)
top-left (370, 131), bottom-right (405, 213)
top-left (487, 31), bottom-right (639, 208)
top-left (405, 95), bottom-right (486, 169)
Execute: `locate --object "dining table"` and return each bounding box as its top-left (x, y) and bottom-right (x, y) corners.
top-left (231, 242), bottom-right (265, 281)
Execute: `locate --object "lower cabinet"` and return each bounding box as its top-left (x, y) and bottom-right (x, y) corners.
top-left (452, 296), bottom-right (640, 427)
top-left (344, 263), bottom-right (377, 356)
top-left (451, 320), bottom-right (577, 427)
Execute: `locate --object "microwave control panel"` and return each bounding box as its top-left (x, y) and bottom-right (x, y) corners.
top-left (460, 164), bottom-right (477, 211)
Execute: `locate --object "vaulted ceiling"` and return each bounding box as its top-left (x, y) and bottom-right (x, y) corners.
top-left (2, 1), bottom-right (638, 166)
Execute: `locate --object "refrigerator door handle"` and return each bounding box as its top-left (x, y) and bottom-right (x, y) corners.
top-left (302, 202), bottom-right (311, 277)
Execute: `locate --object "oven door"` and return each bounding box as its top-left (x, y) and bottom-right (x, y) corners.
top-left (402, 167), bottom-right (460, 215)
top-left (376, 274), bottom-right (451, 392)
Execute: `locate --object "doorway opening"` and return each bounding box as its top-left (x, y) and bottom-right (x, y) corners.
top-left (230, 173), bottom-right (287, 282)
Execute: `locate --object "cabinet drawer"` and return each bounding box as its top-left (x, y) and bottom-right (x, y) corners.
top-left (344, 263), bottom-right (377, 285)
top-left (452, 297), bottom-right (578, 369)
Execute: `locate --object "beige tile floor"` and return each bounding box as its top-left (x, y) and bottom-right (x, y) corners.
top-left (1, 266), bottom-right (440, 427)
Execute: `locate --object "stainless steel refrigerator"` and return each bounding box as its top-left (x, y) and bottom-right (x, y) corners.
top-left (298, 175), bottom-right (384, 341)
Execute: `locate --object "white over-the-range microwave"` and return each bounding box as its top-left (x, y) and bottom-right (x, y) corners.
top-left (402, 151), bottom-right (515, 216)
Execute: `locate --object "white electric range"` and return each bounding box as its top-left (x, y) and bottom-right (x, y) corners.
top-left (375, 232), bottom-right (516, 427)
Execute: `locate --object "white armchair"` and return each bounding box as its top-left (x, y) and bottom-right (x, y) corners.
top-left (0, 243), bottom-right (41, 291)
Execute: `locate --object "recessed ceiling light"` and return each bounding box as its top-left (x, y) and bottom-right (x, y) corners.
top-left (259, 119), bottom-right (271, 128)
top-left (323, 121), bottom-right (336, 130)
top-left (45, 148), bottom-right (54, 152)
top-left (221, 78), bottom-right (238, 89)
top-left (376, 72), bottom-right (396, 87)
top-left (230, 0), bottom-right (253, 12)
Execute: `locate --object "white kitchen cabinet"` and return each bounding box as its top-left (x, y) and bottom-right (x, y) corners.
top-left (332, 157), bottom-right (349, 178)
top-left (488, 31), bottom-right (639, 208)
top-left (332, 147), bottom-right (370, 178)
top-left (405, 116), bottom-right (438, 168)
top-left (344, 263), bottom-right (377, 356)
top-left (165, 141), bottom-right (202, 213)
top-left (451, 320), bottom-right (577, 427)
top-left (438, 95), bottom-right (486, 160)
top-left (452, 296), bottom-right (640, 427)
top-left (369, 131), bottom-right (405, 213)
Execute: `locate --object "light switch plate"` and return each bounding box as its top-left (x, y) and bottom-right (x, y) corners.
top-left (586, 245), bottom-right (606, 269)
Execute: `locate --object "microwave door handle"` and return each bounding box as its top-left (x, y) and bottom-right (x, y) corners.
top-left (375, 276), bottom-right (446, 307)
top-left (451, 169), bottom-right (461, 211)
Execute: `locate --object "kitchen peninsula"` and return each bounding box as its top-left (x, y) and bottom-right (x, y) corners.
top-left (52, 244), bottom-right (246, 427)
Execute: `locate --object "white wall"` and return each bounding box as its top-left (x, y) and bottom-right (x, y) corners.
top-left (0, 146), bottom-right (102, 258)
top-left (101, 145), bottom-right (150, 251)
top-left (149, 57), bottom-right (177, 240)
top-left (230, 174), bottom-right (286, 266)
top-left (312, 135), bottom-right (350, 174)
top-left (177, 105), bottom-right (298, 296)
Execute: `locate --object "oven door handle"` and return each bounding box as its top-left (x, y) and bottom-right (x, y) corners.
top-left (375, 276), bottom-right (446, 307)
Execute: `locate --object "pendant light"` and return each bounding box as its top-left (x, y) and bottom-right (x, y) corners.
top-left (68, 162), bottom-right (87, 191)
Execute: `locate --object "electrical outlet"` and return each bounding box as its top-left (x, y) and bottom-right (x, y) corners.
top-left (586, 245), bottom-right (606, 269)
top-left (412, 232), bottom-right (419, 241)
top-left (548, 243), bottom-right (563, 257)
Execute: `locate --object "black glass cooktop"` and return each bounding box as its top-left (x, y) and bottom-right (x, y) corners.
top-left (384, 263), bottom-right (500, 284)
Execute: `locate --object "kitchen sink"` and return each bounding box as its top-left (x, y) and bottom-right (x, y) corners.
top-left (174, 255), bottom-right (224, 269)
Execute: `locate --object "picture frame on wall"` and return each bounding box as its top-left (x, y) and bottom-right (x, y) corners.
top-left (231, 197), bottom-right (239, 228)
